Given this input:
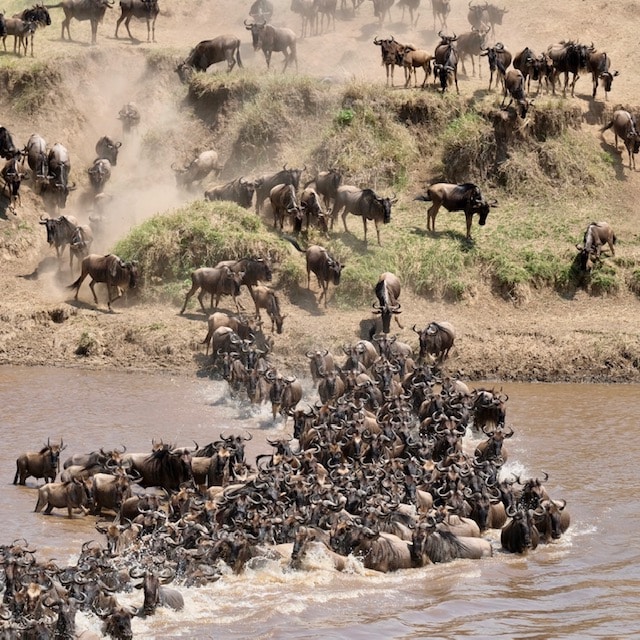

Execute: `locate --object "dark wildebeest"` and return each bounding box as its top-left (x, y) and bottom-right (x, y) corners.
top-left (532, 499), bottom-right (570, 543)
top-left (245, 20), bottom-right (298, 72)
top-left (39, 214), bottom-right (79, 265)
top-left (265, 370), bottom-right (303, 421)
top-left (373, 271), bottom-right (402, 333)
top-left (34, 477), bottom-right (90, 518)
top-left (501, 68), bottom-right (533, 118)
top-left (575, 221), bottom-right (616, 272)
top-left (372, 35), bottom-right (408, 88)
top-left (176, 35), bottom-right (243, 82)
top-left (49, 0), bottom-right (114, 45)
top-left (305, 348), bottom-right (334, 381)
top-left (95, 135), bottom-right (122, 166)
top-left (431, 0), bottom-right (449, 30)
top-left (286, 237), bottom-right (343, 307)
top-left (23, 133), bottom-right (48, 192)
top-left (253, 164), bottom-right (305, 214)
top-left (214, 257), bottom-right (273, 301)
top-left (42, 142), bottom-right (75, 211)
top-left (474, 423), bottom-right (514, 464)
top-left (251, 285), bottom-right (286, 333)
top-left (172, 150), bottom-right (222, 189)
top-left (68, 253), bottom-right (139, 310)
top-left (118, 102), bottom-right (141, 137)
top-left (513, 46), bottom-right (542, 93)
top-left (396, 0), bottom-right (419, 26)
top-left (370, 0), bottom-right (394, 25)
top-left (88, 157), bottom-right (112, 194)
top-left (587, 51), bottom-right (618, 100)
top-left (1, 155), bottom-right (28, 213)
top-left (546, 40), bottom-right (593, 97)
top-left (97, 606), bottom-right (135, 640)
top-left (433, 32), bottom-right (459, 93)
top-left (471, 387), bottom-right (508, 433)
top-left (601, 109), bottom-right (640, 170)
top-left (400, 47), bottom-right (433, 88)
top-left (299, 186), bottom-right (329, 234)
top-left (331, 185), bottom-right (396, 245)
top-left (0, 126), bottom-right (18, 160)
top-left (456, 27), bottom-right (489, 78)
top-left (501, 506), bottom-right (540, 554)
top-left (11, 4), bottom-right (51, 56)
top-left (304, 168), bottom-right (342, 210)
top-left (180, 266), bottom-right (245, 314)
top-left (480, 42), bottom-right (511, 91)
top-left (129, 568), bottom-right (184, 616)
top-left (14, 439), bottom-right (66, 485)
top-left (290, 0), bottom-right (318, 38)
top-left (415, 182), bottom-right (497, 240)
top-left (115, 0), bottom-right (158, 42)
top-left (205, 177), bottom-right (255, 208)
top-left (269, 183), bottom-right (302, 231)
top-left (314, 0), bottom-right (337, 32)
top-left (413, 321), bottom-right (455, 363)
top-left (202, 312), bottom-right (259, 355)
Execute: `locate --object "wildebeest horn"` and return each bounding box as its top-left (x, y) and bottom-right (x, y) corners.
top-left (373, 36), bottom-right (382, 44)
top-left (495, 42), bottom-right (504, 50)
top-left (244, 18), bottom-right (254, 27)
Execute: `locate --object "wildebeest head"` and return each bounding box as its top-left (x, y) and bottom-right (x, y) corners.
top-left (95, 136), bottom-right (122, 166)
top-left (0, 126), bottom-right (18, 160)
top-left (244, 19), bottom-right (266, 50)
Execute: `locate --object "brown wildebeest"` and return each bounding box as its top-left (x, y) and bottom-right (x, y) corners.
top-left (34, 477), bottom-right (91, 519)
top-left (575, 221), bottom-right (616, 272)
top-left (251, 285), bottom-right (286, 334)
top-left (180, 266), bottom-right (245, 314)
top-left (601, 110), bottom-right (640, 169)
top-left (373, 271), bottom-right (402, 333)
top-left (14, 439), bottom-right (66, 486)
top-left (413, 321), bottom-right (455, 363)
top-left (50, 0), bottom-right (115, 45)
top-left (68, 253), bottom-right (139, 310)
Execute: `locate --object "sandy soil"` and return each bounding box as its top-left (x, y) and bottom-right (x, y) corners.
top-left (1, 0), bottom-right (639, 383)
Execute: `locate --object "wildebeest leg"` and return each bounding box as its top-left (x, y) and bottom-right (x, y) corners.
top-left (125, 16), bottom-right (135, 40)
top-left (465, 213), bottom-right (473, 239)
top-left (197, 289), bottom-right (209, 312)
top-left (180, 281), bottom-right (201, 314)
top-left (427, 203), bottom-right (439, 232)
top-left (362, 217), bottom-right (369, 244)
top-left (88, 279), bottom-right (101, 306)
top-left (107, 285), bottom-right (124, 311)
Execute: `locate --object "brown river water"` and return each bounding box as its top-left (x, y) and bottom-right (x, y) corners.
top-left (1, 365), bottom-right (639, 639)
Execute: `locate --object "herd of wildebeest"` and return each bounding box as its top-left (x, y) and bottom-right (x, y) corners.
top-left (1, 0), bottom-right (628, 637)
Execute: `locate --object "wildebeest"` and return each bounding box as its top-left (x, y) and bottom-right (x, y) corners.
top-left (11, 4), bottom-right (51, 56)
top-left (69, 224), bottom-right (94, 272)
top-left (172, 150), bottom-right (222, 189)
top-left (202, 312), bottom-right (259, 355)
top-left (431, 0), bottom-right (449, 30)
top-left (130, 567), bottom-right (184, 616)
top-left (176, 35), bottom-right (243, 82)
top-left (95, 135), bottom-right (122, 166)
top-left (34, 477), bottom-right (90, 518)
top-left (286, 237), bottom-right (343, 307)
top-left (134, 447), bottom-right (193, 491)
top-left (501, 68), bottom-right (532, 118)
top-left (299, 186), bottom-right (329, 233)
top-left (1, 17), bottom-right (36, 56)
top-left (456, 27), bottom-right (489, 78)
top-left (480, 42), bottom-right (511, 91)
top-left (415, 182), bottom-right (497, 240)
top-left (474, 423), bottom-right (514, 464)
top-left (314, 0), bottom-right (337, 32)
top-left (68, 253), bottom-right (139, 310)
top-left (180, 266), bottom-right (245, 314)
top-left (513, 46), bottom-right (543, 93)
top-left (411, 521), bottom-right (492, 565)
top-left (433, 32), bottom-right (459, 93)
top-left (413, 321), bottom-right (455, 363)
top-left (396, 0), bottom-right (419, 26)
top-left (467, 1), bottom-right (506, 38)
top-left (304, 168), bottom-right (342, 210)
top-left (115, 0), bottom-right (158, 41)
top-left (501, 506), bottom-right (540, 553)
top-left (331, 185), bottom-right (396, 245)
top-left (214, 257), bottom-right (273, 301)
top-left (369, 0), bottom-right (394, 24)
top-left (471, 387), bottom-right (507, 433)
top-left (39, 214), bottom-right (79, 265)
top-left (290, 0), bottom-right (318, 38)
top-left (88, 157), bottom-right (112, 194)
top-left (205, 177), bottom-right (255, 208)
top-left (253, 164), bottom-right (305, 214)
top-left (49, 0), bottom-right (115, 45)
top-left (305, 348), bottom-right (335, 381)
top-left (251, 285), bottom-right (286, 333)
top-left (601, 110), bottom-right (640, 170)
top-left (532, 499), bottom-right (570, 542)
top-left (118, 102), bottom-right (141, 137)
top-left (372, 35), bottom-right (408, 87)
top-left (1, 155), bottom-right (27, 213)
top-left (0, 126), bottom-right (18, 160)
top-left (23, 133), bottom-right (48, 191)
top-left (42, 142), bottom-right (75, 211)
top-left (14, 439), bottom-right (66, 485)
top-left (265, 370), bottom-right (303, 420)
top-left (575, 221), bottom-right (616, 272)
top-left (270, 183), bottom-right (302, 231)
top-left (373, 271), bottom-right (402, 333)
top-left (546, 40), bottom-right (593, 97)
top-left (97, 606), bottom-right (135, 640)
top-left (245, 20), bottom-right (298, 72)
top-left (90, 472), bottom-right (132, 516)
top-left (401, 47), bottom-right (433, 88)
top-left (587, 51), bottom-right (618, 100)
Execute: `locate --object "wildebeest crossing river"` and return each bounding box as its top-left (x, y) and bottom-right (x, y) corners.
top-left (1, 366), bottom-right (640, 638)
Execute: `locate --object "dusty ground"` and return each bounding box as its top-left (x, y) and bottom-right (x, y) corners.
top-left (1, 0), bottom-right (640, 382)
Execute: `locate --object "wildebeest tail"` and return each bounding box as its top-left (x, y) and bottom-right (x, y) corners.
top-left (414, 194), bottom-right (432, 202)
top-left (600, 120), bottom-right (614, 133)
top-left (283, 235), bottom-right (304, 253)
top-left (68, 274), bottom-right (83, 290)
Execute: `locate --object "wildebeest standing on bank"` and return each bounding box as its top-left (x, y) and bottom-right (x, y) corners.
top-left (180, 266), bottom-right (245, 314)
top-left (68, 253), bottom-right (139, 310)
top-left (245, 20), bottom-right (298, 72)
top-left (415, 182), bottom-right (496, 240)
top-left (413, 321), bottom-right (455, 363)
top-left (285, 237), bottom-right (344, 307)
top-left (12, 4), bottom-right (52, 56)
top-left (49, 0), bottom-right (115, 45)
top-left (372, 36), bottom-right (408, 88)
top-left (433, 32), bottom-right (459, 93)
top-left (601, 109), bottom-right (640, 170)
top-left (39, 214), bottom-right (79, 266)
top-left (115, 0), bottom-right (159, 42)
top-left (176, 35), bottom-right (243, 82)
